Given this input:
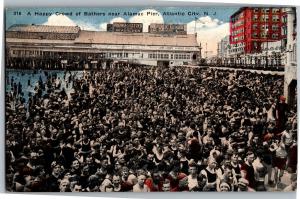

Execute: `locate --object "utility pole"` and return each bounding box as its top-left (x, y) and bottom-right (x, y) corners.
top-left (199, 42), bottom-right (202, 60)
top-left (203, 43), bottom-right (213, 64)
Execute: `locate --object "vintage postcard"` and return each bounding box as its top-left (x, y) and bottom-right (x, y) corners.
top-left (5, 6), bottom-right (297, 192)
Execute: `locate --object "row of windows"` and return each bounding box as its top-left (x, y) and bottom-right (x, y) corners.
top-left (255, 24), bottom-right (281, 31)
top-left (232, 28), bottom-right (244, 36)
top-left (253, 8), bottom-right (280, 13)
top-left (10, 50), bottom-right (194, 60)
top-left (232, 35), bottom-right (244, 42)
top-left (11, 50), bottom-right (42, 56)
top-left (148, 53), bottom-right (191, 60)
top-left (252, 33), bottom-right (279, 39)
top-left (229, 47), bottom-right (244, 53)
top-left (10, 50), bottom-right (133, 59)
top-left (252, 15), bottom-right (280, 22)
top-left (231, 21), bottom-right (244, 29)
top-left (107, 53), bottom-right (129, 58)
top-left (148, 53), bottom-right (169, 59)
top-left (229, 43), bottom-right (245, 48)
top-left (262, 46), bottom-right (282, 51)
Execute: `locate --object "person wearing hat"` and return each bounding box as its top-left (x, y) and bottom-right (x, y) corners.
top-left (275, 95), bottom-right (289, 134)
top-left (46, 161), bottom-right (63, 192)
top-left (200, 157), bottom-right (218, 191)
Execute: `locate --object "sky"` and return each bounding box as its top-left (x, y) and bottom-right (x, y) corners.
top-left (6, 7), bottom-right (240, 56)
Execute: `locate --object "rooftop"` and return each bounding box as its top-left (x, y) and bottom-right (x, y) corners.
top-left (7, 24), bottom-right (81, 34)
top-left (6, 24), bottom-right (199, 47)
top-left (75, 31), bottom-right (198, 47)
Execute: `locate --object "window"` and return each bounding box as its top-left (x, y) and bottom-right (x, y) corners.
top-left (272, 25), bottom-right (279, 31)
top-left (261, 15), bottom-right (268, 22)
top-left (253, 15), bottom-right (258, 21)
top-left (282, 16), bottom-right (287, 23)
top-left (272, 15), bottom-right (280, 22)
top-left (282, 26), bottom-right (287, 35)
top-left (265, 16), bottom-right (269, 21)
top-left (260, 33), bottom-right (267, 38)
top-left (261, 25), bottom-right (269, 31)
top-left (272, 8), bottom-right (280, 13)
top-left (272, 33), bottom-right (278, 39)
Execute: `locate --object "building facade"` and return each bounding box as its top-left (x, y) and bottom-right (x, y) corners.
top-left (106, 22), bottom-right (143, 33)
top-left (217, 35), bottom-right (230, 65)
top-left (283, 7), bottom-right (297, 106)
top-left (230, 7), bottom-right (286, 55)
top-left (148, 24), bottom-right (187, 35)
top-left (6, 24), bottom-right (200, 69)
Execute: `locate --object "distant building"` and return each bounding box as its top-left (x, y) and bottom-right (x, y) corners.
top-left (229, 7), bottom-right (286, 55)
top-left (261, 40), bottom-right (285, 66)
top-left (6, 24), bottom-right (81, 40)
top-left (106, 22), bottom-right (143, 33)
top-left (6, 24), bottom-right (200, 68)
top-left (148, 23), bottom-right (187, 35)
top-left (217, 35), bottom-right (230, 58)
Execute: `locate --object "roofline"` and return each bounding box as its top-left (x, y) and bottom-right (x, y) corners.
top-left (230, 7), bottom-right (248, 19)
top-left (79, 30), bottom-right (195, 36)
top-left (7, 24), bottom-right (81, 32)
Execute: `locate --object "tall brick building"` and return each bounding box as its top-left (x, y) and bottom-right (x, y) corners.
top-left (229, 7), bottom-right (286, 55)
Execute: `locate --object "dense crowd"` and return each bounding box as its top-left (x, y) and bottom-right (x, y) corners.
top-left (5, 65), bottom-right (297, 192)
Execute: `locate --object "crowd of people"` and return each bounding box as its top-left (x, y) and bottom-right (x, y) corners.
top-left (5, 65), bottom-right (297, 192)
